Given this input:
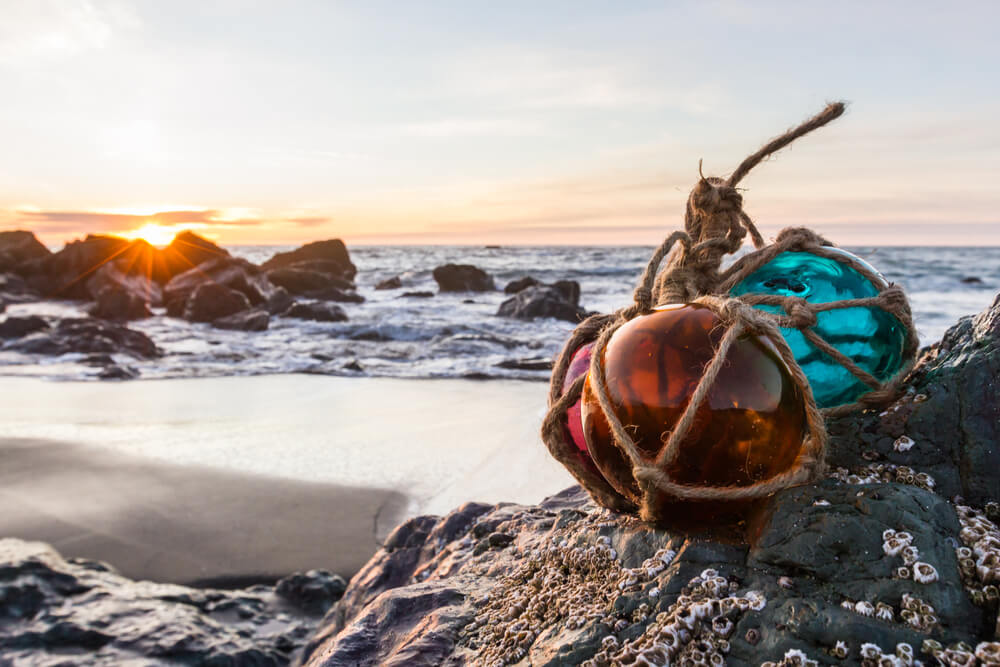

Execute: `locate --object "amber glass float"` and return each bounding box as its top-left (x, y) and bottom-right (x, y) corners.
top-left (581, 304), bottom-right (807, 517)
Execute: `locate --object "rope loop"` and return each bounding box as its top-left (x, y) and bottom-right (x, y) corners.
top-left (784, 297), bottom-right (818, 329)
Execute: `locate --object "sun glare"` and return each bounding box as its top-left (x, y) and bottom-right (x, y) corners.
top-left (122, 222), bottom-right (177, 247)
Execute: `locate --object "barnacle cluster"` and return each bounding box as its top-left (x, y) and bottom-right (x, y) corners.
top-left (882, 529), bottom-right (939, 584)
top-left (919, 639), bottom-right (1000, 666)
top-left (463, 534), bottom-right (627, 663)
top-left (829, 464), bottom-right (935, 491)
top-left (761, 647), bottom-right (819, 667)
top-left (839, 593), bottom-right (937, 632)
top-left (583, 569), bottom-right (765, 667)
top-left (954, 504), bottom-right (1000, 608)
top-left (858, 641), bottom-right (917, 666)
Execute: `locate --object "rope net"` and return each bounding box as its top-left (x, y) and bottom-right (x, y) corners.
top-left (540, 102), bottom-right (919, 523)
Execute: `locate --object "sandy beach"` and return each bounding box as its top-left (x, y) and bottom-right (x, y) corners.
top-left (0, 375), bottom-right (574, 584)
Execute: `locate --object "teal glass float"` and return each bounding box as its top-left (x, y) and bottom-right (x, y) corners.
top-left (730, 248), bottom-right (906, 408)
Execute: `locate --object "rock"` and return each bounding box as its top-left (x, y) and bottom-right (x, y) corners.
top-left (0, 315), bottom-right (49, 339)
top-left (85, 262), bottom-right (163, 305)
top-left (0, 538), bottom-right (342, 665)
top-left (496, 283), bottom-right (588, 322)
top-left (0, 230), bottom-right (50, 272)
top-left (432, 264), bottom-right (495, 292)
top-left (213, 309), bottom-right (270, 331)
top-left (18, 235), bottom-right (171, 298)
top-left (261, 240), bottom-right (356, 281)
top-left (503, 276), bottom-right (540, 294)
top-left (164, 256), bottom-right (274, 316)
top-left (305, 286), bottom-right (365, 303)
top-left (961, 276), bottom-right (984, 284)
top-left (494, 358), bottom-right (553, 371)
top-left (299, 294), bottom-right (1000, 665)
top-left (375, 276), bottom-right (403, 290)
top-left (88, 285), bottom-right (153, 321)
top-left (8, 318), bottom-right (159, 358)
top-left (97, 364), bottom-right (140, 380)
top-left (825, 292), bottom-right (1000, 507)
top-left (266, 267), bottom-right (352, 295)
top-left (276, 570), bottom-right (347, 616)
top-left (184, 283), bottom-right (252, 322)
top-left (0, 272), bottom-right (36, 303)
top-left (160, 230), bottom-right (229, 281)
top-left (282, 302), bottom-right (348, 322)
top-left (265, 287), bottom-right (295, 315)
top-left (401, 291), bottom-right (434, 299)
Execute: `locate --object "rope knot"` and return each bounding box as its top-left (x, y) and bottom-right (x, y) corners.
top-left (632, 286), bottom-right (652, 310)
top-left (690, 177), bottom-right (743, 215)
top-left (784, 297), bottom-right (818, 328)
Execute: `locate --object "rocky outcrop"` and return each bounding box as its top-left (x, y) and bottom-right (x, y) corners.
top-left (432, 264), bottom-right (495, 292)
top-left (262, 240), bottom-right (356, 282)
top-left (266, 267), bottom-right (353, 295)
top-left (5, 318), bottom-right (159, 358)
top-left (300, 294), bottom-right (1000, 666)
top-left (0, 538), bottom-right (343, 666)
top-left (160, 230), bottom-right (229, 280)
top-left (164, 256), bottom-right (275, 317)
top-left (0, 230), bottom-right (50, 272)
top-left (282, 302), bottom-right (348, 323)
top-left (496, 280), bottom-right (588, 322)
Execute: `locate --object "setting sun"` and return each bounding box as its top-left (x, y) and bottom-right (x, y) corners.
top-left (122, 222), bottom-right (177, 247)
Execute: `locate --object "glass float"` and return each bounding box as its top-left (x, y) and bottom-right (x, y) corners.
top-left (561, 343), bottom-right (594, 458)
top-left (729, 248), bottom-right (906, 408)
top-left (580, 304), bottom-right (807, 510)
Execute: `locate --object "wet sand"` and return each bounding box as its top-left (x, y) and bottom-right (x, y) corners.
top-left (0, 438), bottom-right (408, 585)
top-left (0, 375), bottom-right (575, 583)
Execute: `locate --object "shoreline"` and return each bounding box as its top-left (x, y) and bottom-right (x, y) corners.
top-left (0, 437), bottom-right (409, 585)
top-left (0, 374), bottom-right (575, 584)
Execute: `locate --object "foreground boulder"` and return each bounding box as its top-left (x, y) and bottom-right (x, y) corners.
top-left (300, 294), bottom-right (1000, 665)
top-left (6, 318), bottom-right (159, 358)
top-left (497, 280), bottom-right (588, 322)
top-left (0, 230), bottom-right (50, 272)
top-left (432, 264), bottom-right (495, 292)
top-left (0, 539), bottom-right (342, 666)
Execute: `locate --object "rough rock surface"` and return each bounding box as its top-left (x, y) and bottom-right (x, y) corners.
top-left (432, 264), bottom-right (495, 292)
top-left (300, 294), bottom-right (1000, 666)
top-left (497, 281), bottom-right (588, 323)
top-left (5, 318), bottom-right (159, 358)
top-left (0, 538), bottom-right (343, 666)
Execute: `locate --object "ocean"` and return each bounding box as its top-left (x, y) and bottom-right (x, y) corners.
top-left (1, 245), bottom-right (998, 382)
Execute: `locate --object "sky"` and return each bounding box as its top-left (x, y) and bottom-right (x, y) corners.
top-left (1, 1), bottom-right (998, 248)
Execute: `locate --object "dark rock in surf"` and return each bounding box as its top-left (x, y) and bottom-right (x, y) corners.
top-left (375, 276), bottom-right (403, 290)
top-left (432, 264), bottom-right (495, 292)
top-left (89, 285), bottom-right (153, 321)
top-left (282, 302), bottom-right (348, 323)
top-left (213, 309), bottom-right (270, 332)
top-left (503, 276), bottom-right (541, 294)
top-left (496, 282), bottom-right (588, 323)
top-left (0, 315), bottom-right (49, 339)
top-left (7, 318), bottom-right (159, 358)
top-left (262, 240), bottom-right (356, 281)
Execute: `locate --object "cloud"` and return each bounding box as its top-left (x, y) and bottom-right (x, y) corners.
top-left (0, 0), bottom-right (138, 65)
